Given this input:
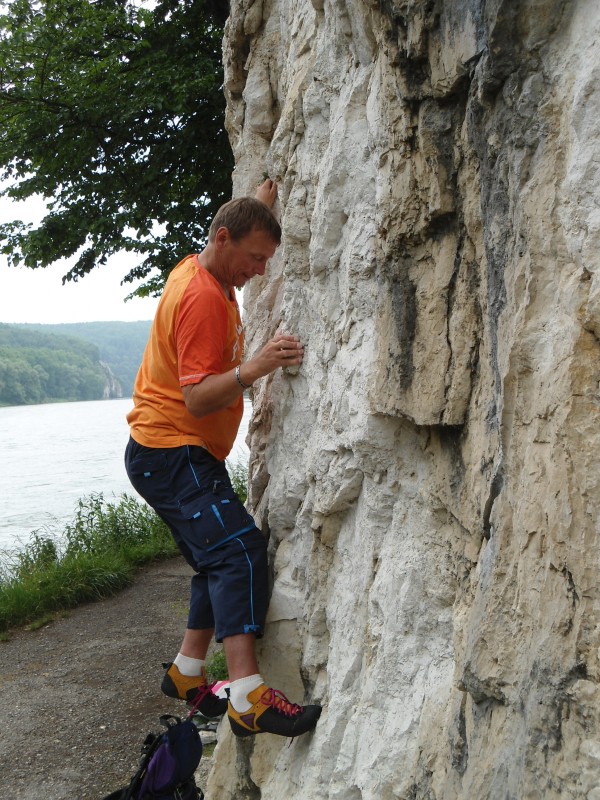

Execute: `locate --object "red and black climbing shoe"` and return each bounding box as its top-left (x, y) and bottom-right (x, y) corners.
top-left (228, 684), bottom-right (322, 738)
top-left (161, 662), bottom-right (228, 718)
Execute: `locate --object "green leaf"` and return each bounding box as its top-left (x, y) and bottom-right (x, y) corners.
top-left (0, 0), bottom-right (233, 295)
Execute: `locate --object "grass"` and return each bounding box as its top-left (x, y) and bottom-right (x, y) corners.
top-left (0, 458), bottom-right (249, 636)
top-left (202, 741), bottom-right (217, 759)
top-left (0, 493), bottom-right (178, 634)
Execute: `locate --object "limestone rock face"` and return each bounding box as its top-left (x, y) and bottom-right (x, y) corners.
top-left (210, 1), bottom-right (600, 798)
top-left (100, 361), bottom-right (123, 399)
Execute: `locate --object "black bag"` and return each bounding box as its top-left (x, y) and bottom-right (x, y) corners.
top-left (103, 715), bottom-right (204, 800)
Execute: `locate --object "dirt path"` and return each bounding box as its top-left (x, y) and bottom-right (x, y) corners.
top-left (0, 558), bottom-right (217, 799)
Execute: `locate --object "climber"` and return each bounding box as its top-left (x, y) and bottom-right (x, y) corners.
top-left (124, 178), bottom-right (322, 739)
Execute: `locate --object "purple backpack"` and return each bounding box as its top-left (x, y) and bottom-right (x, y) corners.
top-left (103, 715), bottom-right (203, 800)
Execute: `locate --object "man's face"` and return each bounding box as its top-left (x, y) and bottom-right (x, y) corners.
top-left (216, 227), bottom-right (278, 289)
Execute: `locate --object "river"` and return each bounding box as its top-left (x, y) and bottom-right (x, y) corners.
top-left (0, 396), bottom-right (251, 553)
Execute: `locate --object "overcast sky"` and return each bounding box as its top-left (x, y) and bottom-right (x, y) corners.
top-left (0, 193), bottom-right (161, 325)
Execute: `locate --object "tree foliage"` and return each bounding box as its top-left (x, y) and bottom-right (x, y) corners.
top-left (0, 0), bottom-right (233, 295)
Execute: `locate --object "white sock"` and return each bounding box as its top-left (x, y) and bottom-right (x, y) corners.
top-left (174, 653), bottom-right (205, 677)
top-left (229, 674), bottom-right (263, 712)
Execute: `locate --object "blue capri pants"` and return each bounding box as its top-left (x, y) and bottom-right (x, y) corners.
top-left (124, 437), bottom-right (268, 642)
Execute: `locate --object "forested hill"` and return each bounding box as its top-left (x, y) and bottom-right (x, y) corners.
top-left (0, 321), bottom-right (151, 406)
top-left (20, 321), bottom-right (151, 398)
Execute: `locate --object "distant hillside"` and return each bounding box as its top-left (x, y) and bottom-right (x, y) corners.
top-left (18, 321), bottom-right (151, 397)
top-left (0, 323), bottom-right (119, 406)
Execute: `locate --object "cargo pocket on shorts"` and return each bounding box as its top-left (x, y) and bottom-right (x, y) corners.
top-left (126, 452), bottom-right (170, 500)
top-left (179, 490), bottom-right (256, 551)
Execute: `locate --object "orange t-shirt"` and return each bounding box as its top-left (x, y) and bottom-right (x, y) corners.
top-left (127, 254), bottom-right (244, 461)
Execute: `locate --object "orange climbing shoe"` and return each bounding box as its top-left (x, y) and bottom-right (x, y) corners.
top-left (228, 684), bottom-right (322, 738)
top-left (161, 662), bottom-right (228, 718)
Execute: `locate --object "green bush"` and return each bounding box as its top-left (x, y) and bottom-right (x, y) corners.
top-left (0, 493), bottom-right (176, 633)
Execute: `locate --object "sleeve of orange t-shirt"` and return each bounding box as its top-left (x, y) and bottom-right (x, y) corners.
top-left (175, 277), bottom-right (228, 387)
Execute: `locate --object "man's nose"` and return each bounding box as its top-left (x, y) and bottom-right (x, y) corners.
top-left (255, 261), bottom-right (267, 276)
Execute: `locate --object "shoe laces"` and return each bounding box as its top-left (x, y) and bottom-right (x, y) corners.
top-left (261, 687), bottom-right (304, 718)
top-left (190, 680), bottom-right (218, 712)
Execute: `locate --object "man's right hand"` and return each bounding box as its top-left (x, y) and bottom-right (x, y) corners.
top-left (255, 178), bottom-right (277, 209)
top-left (182, 334), bottom-right (303, 419)
top-left (245, 334), bottom-right (304, 381)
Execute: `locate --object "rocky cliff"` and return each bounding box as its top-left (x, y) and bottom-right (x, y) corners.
top-left (100, 361), bottom-right (123, 399)
top-left (209, 1), bottom-right (600, 798)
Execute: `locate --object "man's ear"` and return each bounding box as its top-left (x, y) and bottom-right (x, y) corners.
top-left (214, 227), bottom-right (231, 248)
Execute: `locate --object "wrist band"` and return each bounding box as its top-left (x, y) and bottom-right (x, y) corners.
top-left (235, 365), bottom-right (252, 390)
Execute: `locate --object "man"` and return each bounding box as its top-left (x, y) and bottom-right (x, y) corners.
top-left (124, 179), bottom-right (321, 739)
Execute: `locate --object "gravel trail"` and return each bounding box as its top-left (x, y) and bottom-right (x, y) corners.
top-left (0, 558), bottom-right (217, 799)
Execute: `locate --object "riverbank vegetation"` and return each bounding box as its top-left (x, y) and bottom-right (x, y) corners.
top-left (0, 494), bottom-right (176, 636)
top-left (0, 460), bottom-right (248, 637)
